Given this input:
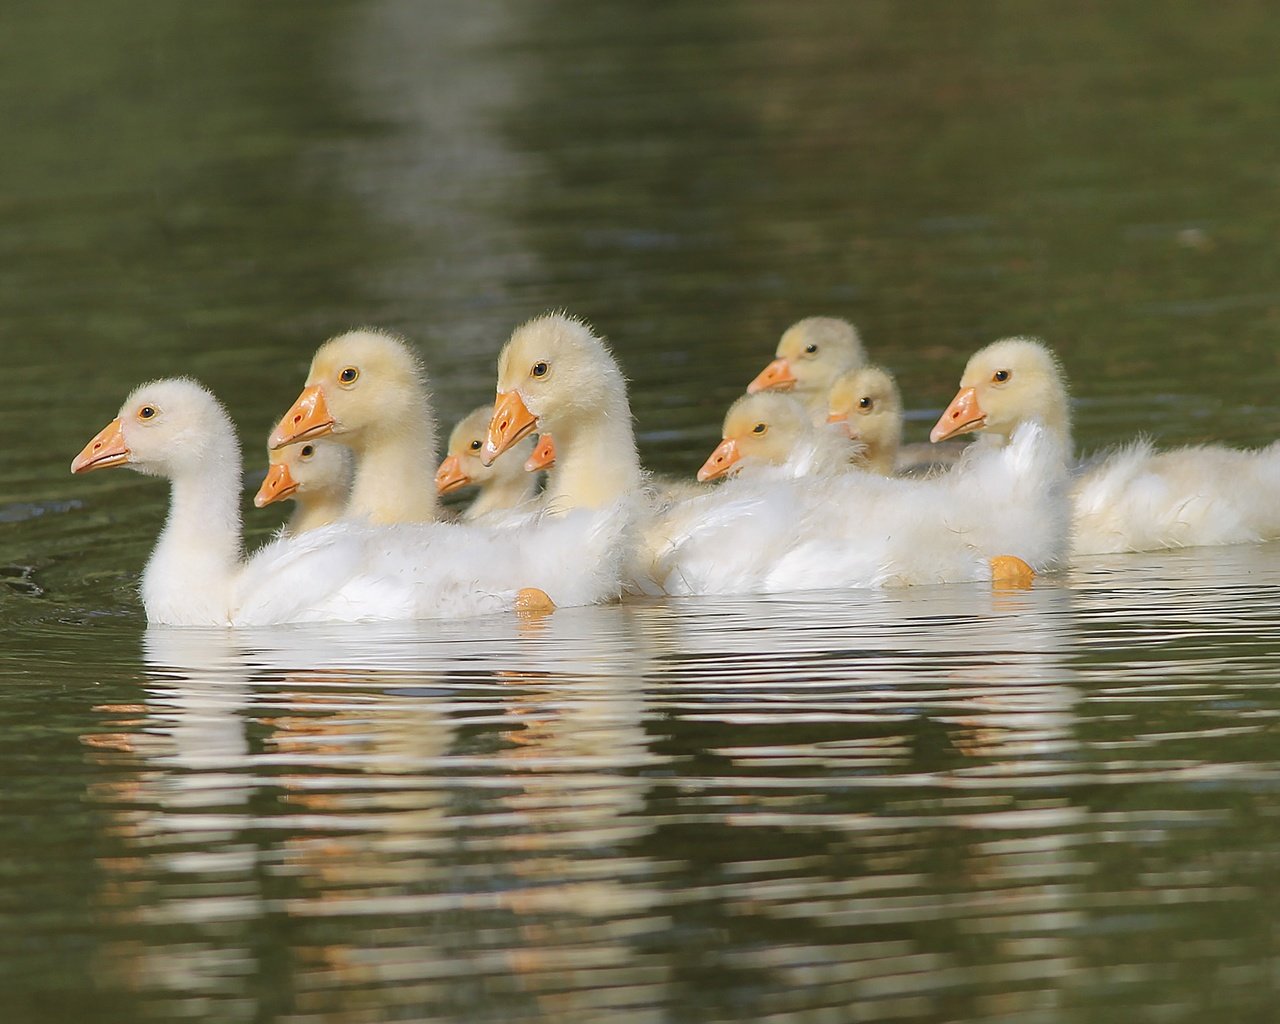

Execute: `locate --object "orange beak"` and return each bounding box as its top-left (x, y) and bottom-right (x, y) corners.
top-left (930, 386), bottom-right (985, 443)
top-left (270, 385), bottom-right (334, 450)
top-left (747, 357), bottom-right (797, 394)
top-left (434, 454), bottom-right (471, 495)
top-left (825, 410), bottom-right (854, 438)
top-left (525, 434), bottom-right (556, 473)
top-left (71, 418), bottom-right (130, 474)
top-left (482, 390), bottom-right (538, 467)
top-left (254, 462), bottom-right (299, 507)
top-left (697, 438), bottom-right (741, 482)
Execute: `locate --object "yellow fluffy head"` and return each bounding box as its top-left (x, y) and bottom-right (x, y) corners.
top-left (446, 404), bottom-right (530, 485)
top-left (954, 337), bottom-right (1070, 442)
top-left (720, 391), bottom-right (812, 468)
top-left (305, 328), bottom-right (432, 441)
top-left (268, 439), bottom-right (351, 499)
top-left (829, 365), bottom-right (901, 430)
top-left (775, 316), bottom-right (866, 394)
top-left (495, 312), bottom-right (629, 430)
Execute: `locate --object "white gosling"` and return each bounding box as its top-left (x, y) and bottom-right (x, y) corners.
top-left (72, 378), bottom-right (629, 626)
top-left (645, 344), bottom-right (1071, 596)
top-left (1072, 440), bottom-right (1280, 554)
top-left (270, 328), bottom-right (441, 524)
top-left (649, 421), bottom-right (1069, 596)
top-left (435, 404), bottom-right (538, 520)
top-left (253, 439), bottom-right (352, 536)
top-left (931, 337), bottom-right (1280, 555)
top-left (746, 316), bottom-right (867, 414)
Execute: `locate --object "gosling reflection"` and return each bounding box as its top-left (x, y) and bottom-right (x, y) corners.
top-left (85, 625), bottom-right (478, 1019)
top-left (85, 628), bottom-right (259, 1017)
top-left (485, 607), bottom-right (672, 1021)
top-left (640, 585), bottom-right (1086, 1020)
top-left (79, 583), bottom-right (1114, 1022)
top-left (90, 612), bottom-right (677, 1021)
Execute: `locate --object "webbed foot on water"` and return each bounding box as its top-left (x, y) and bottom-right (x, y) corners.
top-left (990, 555), bottom-right (1035, 590)
top-left (515, 587), bottom-right (556, 616)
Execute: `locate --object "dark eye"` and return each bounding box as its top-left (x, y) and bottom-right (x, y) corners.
top-left (470, 439), bottom-right (482, 451)
top-left (531, 361), bottom-right (549, 378)
top-left (858, 397), bottom-right (873, 409)
top-left (138, 406), bottom-right (156, 420)
top-left (300, 445), bottom-right (314, 457)
top-left (752, 422), bottom-right (768, 434)
top-left (993, 369), bottom-right (1011, 383)
top-left (339, 366), bottom-right (359, 384)
top-left (804, 344), bottom-right (818, 355)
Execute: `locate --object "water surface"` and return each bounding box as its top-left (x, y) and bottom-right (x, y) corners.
top-left (3, 2), bottom-right (1280, 1022)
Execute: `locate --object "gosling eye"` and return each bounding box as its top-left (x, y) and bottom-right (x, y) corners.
top-left (531, 361), bottom-right (549, 378)
top-left (804, 343), bottom-right (818, 355)
top-left (338, 366), bottom-right (359, 385)
top-left (138, 405), bottom-right (157, 421)
top-left (751, 422), bottom-right (768, 435)
top-left (858, 397), bottom-right (873, 410)
top-left (300, 445), bottom-right (314, 458)
top-left (993, 369), bottom-right (1011, 383)
top-left (470, 439), bottom-right (482, 451)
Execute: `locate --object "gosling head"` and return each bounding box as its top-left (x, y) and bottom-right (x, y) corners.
top-left (72, 378), bottom-right (239, 480)
top-left (930, 337), bottom-right (1070, 445)
top-left (698, 391), bottom-right (812, 482)
top-left (270, 328), bottom-right (430, 450)
top-left (435, 404), bottom-right (533, 495)
top-left (483, 313), bottom-right (627, 465)
top-left (827, 365), bottom-right (902, 473)
top-left (254, 439), bottom-right (351, 508)
top-left (747, 316), bottom-right (866, 398)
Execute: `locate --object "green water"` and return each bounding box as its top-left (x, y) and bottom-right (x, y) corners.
top-left (3, 2), bottom-right (1280, 1021)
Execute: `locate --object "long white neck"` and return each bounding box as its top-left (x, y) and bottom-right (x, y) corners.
top-left (345, 407), bottom-right (440, 524)
top-left (142, 443), bottom-right (244, 626)
top-left (286, 492), bottom-right (347, 535)
top-left (464, 470), bottom-right (538, 520)
top-left (543, 405), bottom-right (642, 513)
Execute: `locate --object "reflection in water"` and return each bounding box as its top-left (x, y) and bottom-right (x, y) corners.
top-left (67, 581), bottom-right (1179, 1021)
top-left (328, 0), bottom-right (542, 404)
top-left (44, 541), bottom-right (1280, 1021)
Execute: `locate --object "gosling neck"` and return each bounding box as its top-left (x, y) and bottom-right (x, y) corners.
top-left (986, 406), bottom-right (1073, 453)
top-left (343, 408), bottom-right (441, 524)
top-left (286, 491), bottom-right (347, 535)
top-left (859, 426), bottom-right (900, 477)
top-left (143, 442), bottom-right (244, 626)
top-left (1042, 399), bottom-right (1073, 450)
top-left (542, 408), bottom-right (642, 513)
top-left (464, 467), bottom-right (538, 520)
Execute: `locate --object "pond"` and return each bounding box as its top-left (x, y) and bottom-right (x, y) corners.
top-left (3, 2), bottom-right (1279, 1021)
